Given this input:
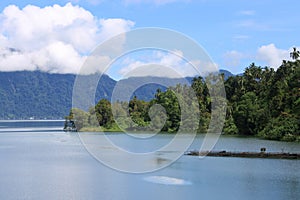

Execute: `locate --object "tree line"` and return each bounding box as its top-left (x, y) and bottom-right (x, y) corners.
top-left (67, 54), bottom-right (300, 142)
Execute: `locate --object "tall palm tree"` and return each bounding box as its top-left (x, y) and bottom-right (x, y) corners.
top-left (290, 47), bottom-right (300, 60)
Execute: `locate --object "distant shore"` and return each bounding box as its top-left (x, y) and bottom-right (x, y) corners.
top-left (185, 151), bottom-right (300, 160)
top-left (185, 150), bottom-right (300, 160)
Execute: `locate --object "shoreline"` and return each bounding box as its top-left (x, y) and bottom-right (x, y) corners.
top-left (76, 127), bottom-right (300, 142)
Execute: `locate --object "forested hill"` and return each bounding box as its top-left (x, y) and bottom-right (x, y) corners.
top-left (67, 60), bottom-right (299, 141)
top-left (0, 71), bottom-right (116, 119)
top-left (0, 69), bottom-right (232, 119)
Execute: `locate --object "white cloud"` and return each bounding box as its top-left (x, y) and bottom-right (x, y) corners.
top-left (33, 42), bottom-right (85, 74)
top-left (118, 49), bottom-right (217, 78)
top-left (99, 18), bottom-right (134, 41)
top-left (0, 3), bottom-right (134, 74)
top-left (223, 50), bottom-right (245, 67)
top-left (82, 55), bottom-right (113, 75)
top-left (0, 48), bottom-right (35, 71)
top-left (256, 44), bottom-right (292, 69)
top-left (158, 49), bottom-right (184, 67)
top-left (223, 45), bottom-right (296, 72)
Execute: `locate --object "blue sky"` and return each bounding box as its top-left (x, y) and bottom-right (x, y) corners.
top-left (0, 0), bottom-right (299, 79)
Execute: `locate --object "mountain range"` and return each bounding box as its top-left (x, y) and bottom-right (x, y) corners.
top-left (0, 70), bottom-right (233, 119)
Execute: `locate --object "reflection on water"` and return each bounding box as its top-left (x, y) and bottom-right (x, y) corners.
top-left (144, 176), bottom-right (192, 185)
top-left (0, 121), bottom-right (299, 200)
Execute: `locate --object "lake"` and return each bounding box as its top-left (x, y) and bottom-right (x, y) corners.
top-left (0, 120), bottom-right (299, 200)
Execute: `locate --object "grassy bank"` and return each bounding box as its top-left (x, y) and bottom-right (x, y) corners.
top-left (76, 128), bottom-right (300, 142)
top-left (79, 124), bottom-right (123, 132)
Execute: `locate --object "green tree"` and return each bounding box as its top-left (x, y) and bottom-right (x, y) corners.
top-left (222, 103), bottom-right (238, 135)
top-left (111, 101), bottom-right (130, 130)
top-left (191, 76), bottom-right (211, 132)
top-left (95, 99), bottom-right (114, 128)
top-left (88, 107), bottom-right (99, 127)
top-left (128, 96), bottom-right (150, 127)
top-left (70, 108), bottom-right (89, 130)
top-left (258, 113), bottom-right (299, 141)
top-left (233, 92), bottom-right (263, 135)
top-left (243, 63), bottom-right (263, 93)
top-left (290, 47), bottom-right (300, 60)
top-left (151, 88), bottom-right (181, 132)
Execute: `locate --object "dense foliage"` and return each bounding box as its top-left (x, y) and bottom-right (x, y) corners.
top-left (0, 71), bottom-right (116, 119)
top-left (70, 60), bottom-right (300, 142)
top-left (225, 60), bottom-right (300, 141)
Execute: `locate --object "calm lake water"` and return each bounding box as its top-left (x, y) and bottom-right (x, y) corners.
top-left (0, 120), bottom-right (299, 200)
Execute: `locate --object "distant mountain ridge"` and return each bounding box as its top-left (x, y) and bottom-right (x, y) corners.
top-left (0, 69), bottom-right (233, 119)
top-left (116, 76), bottom-right (194, 102)
top-left (219, 69), bottom-right (234, 80)
top-left (0, 71), bottom-right (116, 119)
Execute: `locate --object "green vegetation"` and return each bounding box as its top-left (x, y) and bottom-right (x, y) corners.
top-left (0, 71), bottom-right (116, 119)
top-left (226, 61), bottom-right (300, 141)
top-left (0, 71), bottom-right (198, 119)
top-left (69, 55), bottom-right (300, 142)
